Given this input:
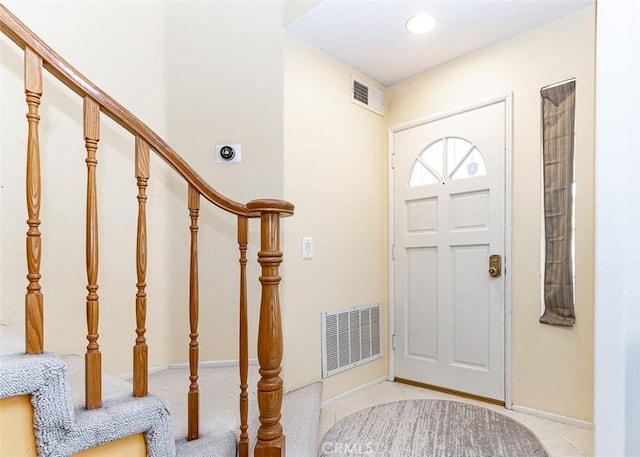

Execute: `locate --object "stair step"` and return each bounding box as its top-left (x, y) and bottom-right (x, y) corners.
top-left (62, 355), bottom-right (135, 410)
top-left (2, 325), bottom-right (322, 457)
top-left (150, 366), bottom-right (244, 456)
top-left (280, 381), bottom-right (323, 457)
top-left (149, 365), bottom-right (323, 457)
top-left (0, 350), bottom-right (175, 456)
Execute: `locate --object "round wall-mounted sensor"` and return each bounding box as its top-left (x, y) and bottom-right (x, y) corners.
top-left (220, 145), bottom-right (235, 160)
top-left (216, 144), bottom-right (242, 163)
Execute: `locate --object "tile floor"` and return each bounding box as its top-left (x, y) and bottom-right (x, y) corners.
top-left (318, 381), bottom-right (593, 457)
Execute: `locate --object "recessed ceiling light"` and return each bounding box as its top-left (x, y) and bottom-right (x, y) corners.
top-left (406, 14), bottom-right (437, 35)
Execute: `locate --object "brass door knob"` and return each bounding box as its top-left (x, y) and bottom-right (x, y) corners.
top-left (488, 266), bottom-right (499, 277)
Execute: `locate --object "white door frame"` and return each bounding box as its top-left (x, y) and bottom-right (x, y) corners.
top-left (388, 93), bottom-right (514, 408)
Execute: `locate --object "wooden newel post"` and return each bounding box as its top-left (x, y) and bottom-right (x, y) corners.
top-left (247, 199), bottom-right (294, 457)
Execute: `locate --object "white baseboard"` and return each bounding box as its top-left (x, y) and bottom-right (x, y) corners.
top-left (321, 376), bottom-right (388, 408)
top-left (167, 359), bottom-right (258, 370)
top-left (118, 364), bottom-right (168, 381)
top-left (117, 359), bottom-right (258, 381)
top-left (510, 404), bottom-right (593, 430)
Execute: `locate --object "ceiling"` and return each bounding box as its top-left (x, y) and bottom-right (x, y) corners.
top-left (285, 0), bottom-right (595, 87)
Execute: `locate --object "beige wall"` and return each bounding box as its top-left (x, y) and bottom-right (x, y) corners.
top-left (1, 1), bottom-right (174, 373)
top-left (386, 8), bottom-right (595, 421)
top-left (282, 35), bottom-right (388, 399)
top-left (160, 0), bottom-right (286, 364)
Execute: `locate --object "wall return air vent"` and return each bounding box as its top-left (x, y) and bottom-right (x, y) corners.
top-left (321, 303), bottom-right (382, 378)
top-left (351, 76), bottom-right (384, 116)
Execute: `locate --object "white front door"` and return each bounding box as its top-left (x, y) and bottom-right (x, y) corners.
top-left (392, 100), bottom-right (506, 401)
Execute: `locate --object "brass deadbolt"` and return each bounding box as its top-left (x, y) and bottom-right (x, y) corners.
top-left (489, 255), bottom-right (502, 278)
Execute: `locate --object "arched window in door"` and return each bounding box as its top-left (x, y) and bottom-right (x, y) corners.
top-left (409, 136), bottom-right (486, 187)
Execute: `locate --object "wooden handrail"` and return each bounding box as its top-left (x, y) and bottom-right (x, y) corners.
top-left (0, 4), bottom-right (248, 216)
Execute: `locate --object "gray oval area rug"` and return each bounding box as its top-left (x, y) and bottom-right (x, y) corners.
top-left (319, 400), bottom-right (549, 457)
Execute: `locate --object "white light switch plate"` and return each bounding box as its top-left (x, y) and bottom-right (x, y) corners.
top-left (302, 237), bottom-right (313, 260)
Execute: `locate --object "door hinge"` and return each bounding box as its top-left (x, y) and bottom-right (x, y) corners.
top-left (391, 153), bottom-right (395, 169)
top-left (392, 334), bottom-right (396, 350)
top-left (391, 244), bottom-right (395, 260)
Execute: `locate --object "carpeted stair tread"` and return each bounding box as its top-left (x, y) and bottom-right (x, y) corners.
top-left (0, 349), bottom-right (175, 456)
top-left (2, 325), bottom-right (322, 456)
top-left (62, 354), bottom-right (135, 410)
top-left (149, 366), bottom-right (323, 457)
top-left (149, 366), bottom-right (249, 457)
top-left (279, 381), bottom-right (323, 457)
top-left (54, 392), bottom-right (175, 456)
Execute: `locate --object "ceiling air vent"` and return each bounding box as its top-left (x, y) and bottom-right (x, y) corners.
top-left (351, 76), bottom-right (384, 116)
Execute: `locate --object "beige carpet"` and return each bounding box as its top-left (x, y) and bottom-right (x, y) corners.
top-left (149, 365), bottom-right (322, 457)
top-left (318, 400), bottom-right (549, 457)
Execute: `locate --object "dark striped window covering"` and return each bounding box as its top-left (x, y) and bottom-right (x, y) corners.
top-left (540, 80), bottom-right (576, 326)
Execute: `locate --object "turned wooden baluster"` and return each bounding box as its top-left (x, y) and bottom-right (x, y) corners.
top-left (187, 185), bottom-right (200, 440)
top-left (84, 96), bottom-right (102, 410)
top-left (133, 137), bottom-right (150, 397)
top-left (238, 215), bottom-right (249, 457)
top-left (24, 47), bottom-right (44, 354)
top-left (248, 200), bottom-right (294, 457)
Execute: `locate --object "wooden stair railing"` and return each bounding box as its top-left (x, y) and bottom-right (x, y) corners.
top-left (1, 5), bottom-right (292, 456)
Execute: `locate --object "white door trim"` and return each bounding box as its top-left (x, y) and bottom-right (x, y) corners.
top-left (387, 93), bottom-right (514, 408)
